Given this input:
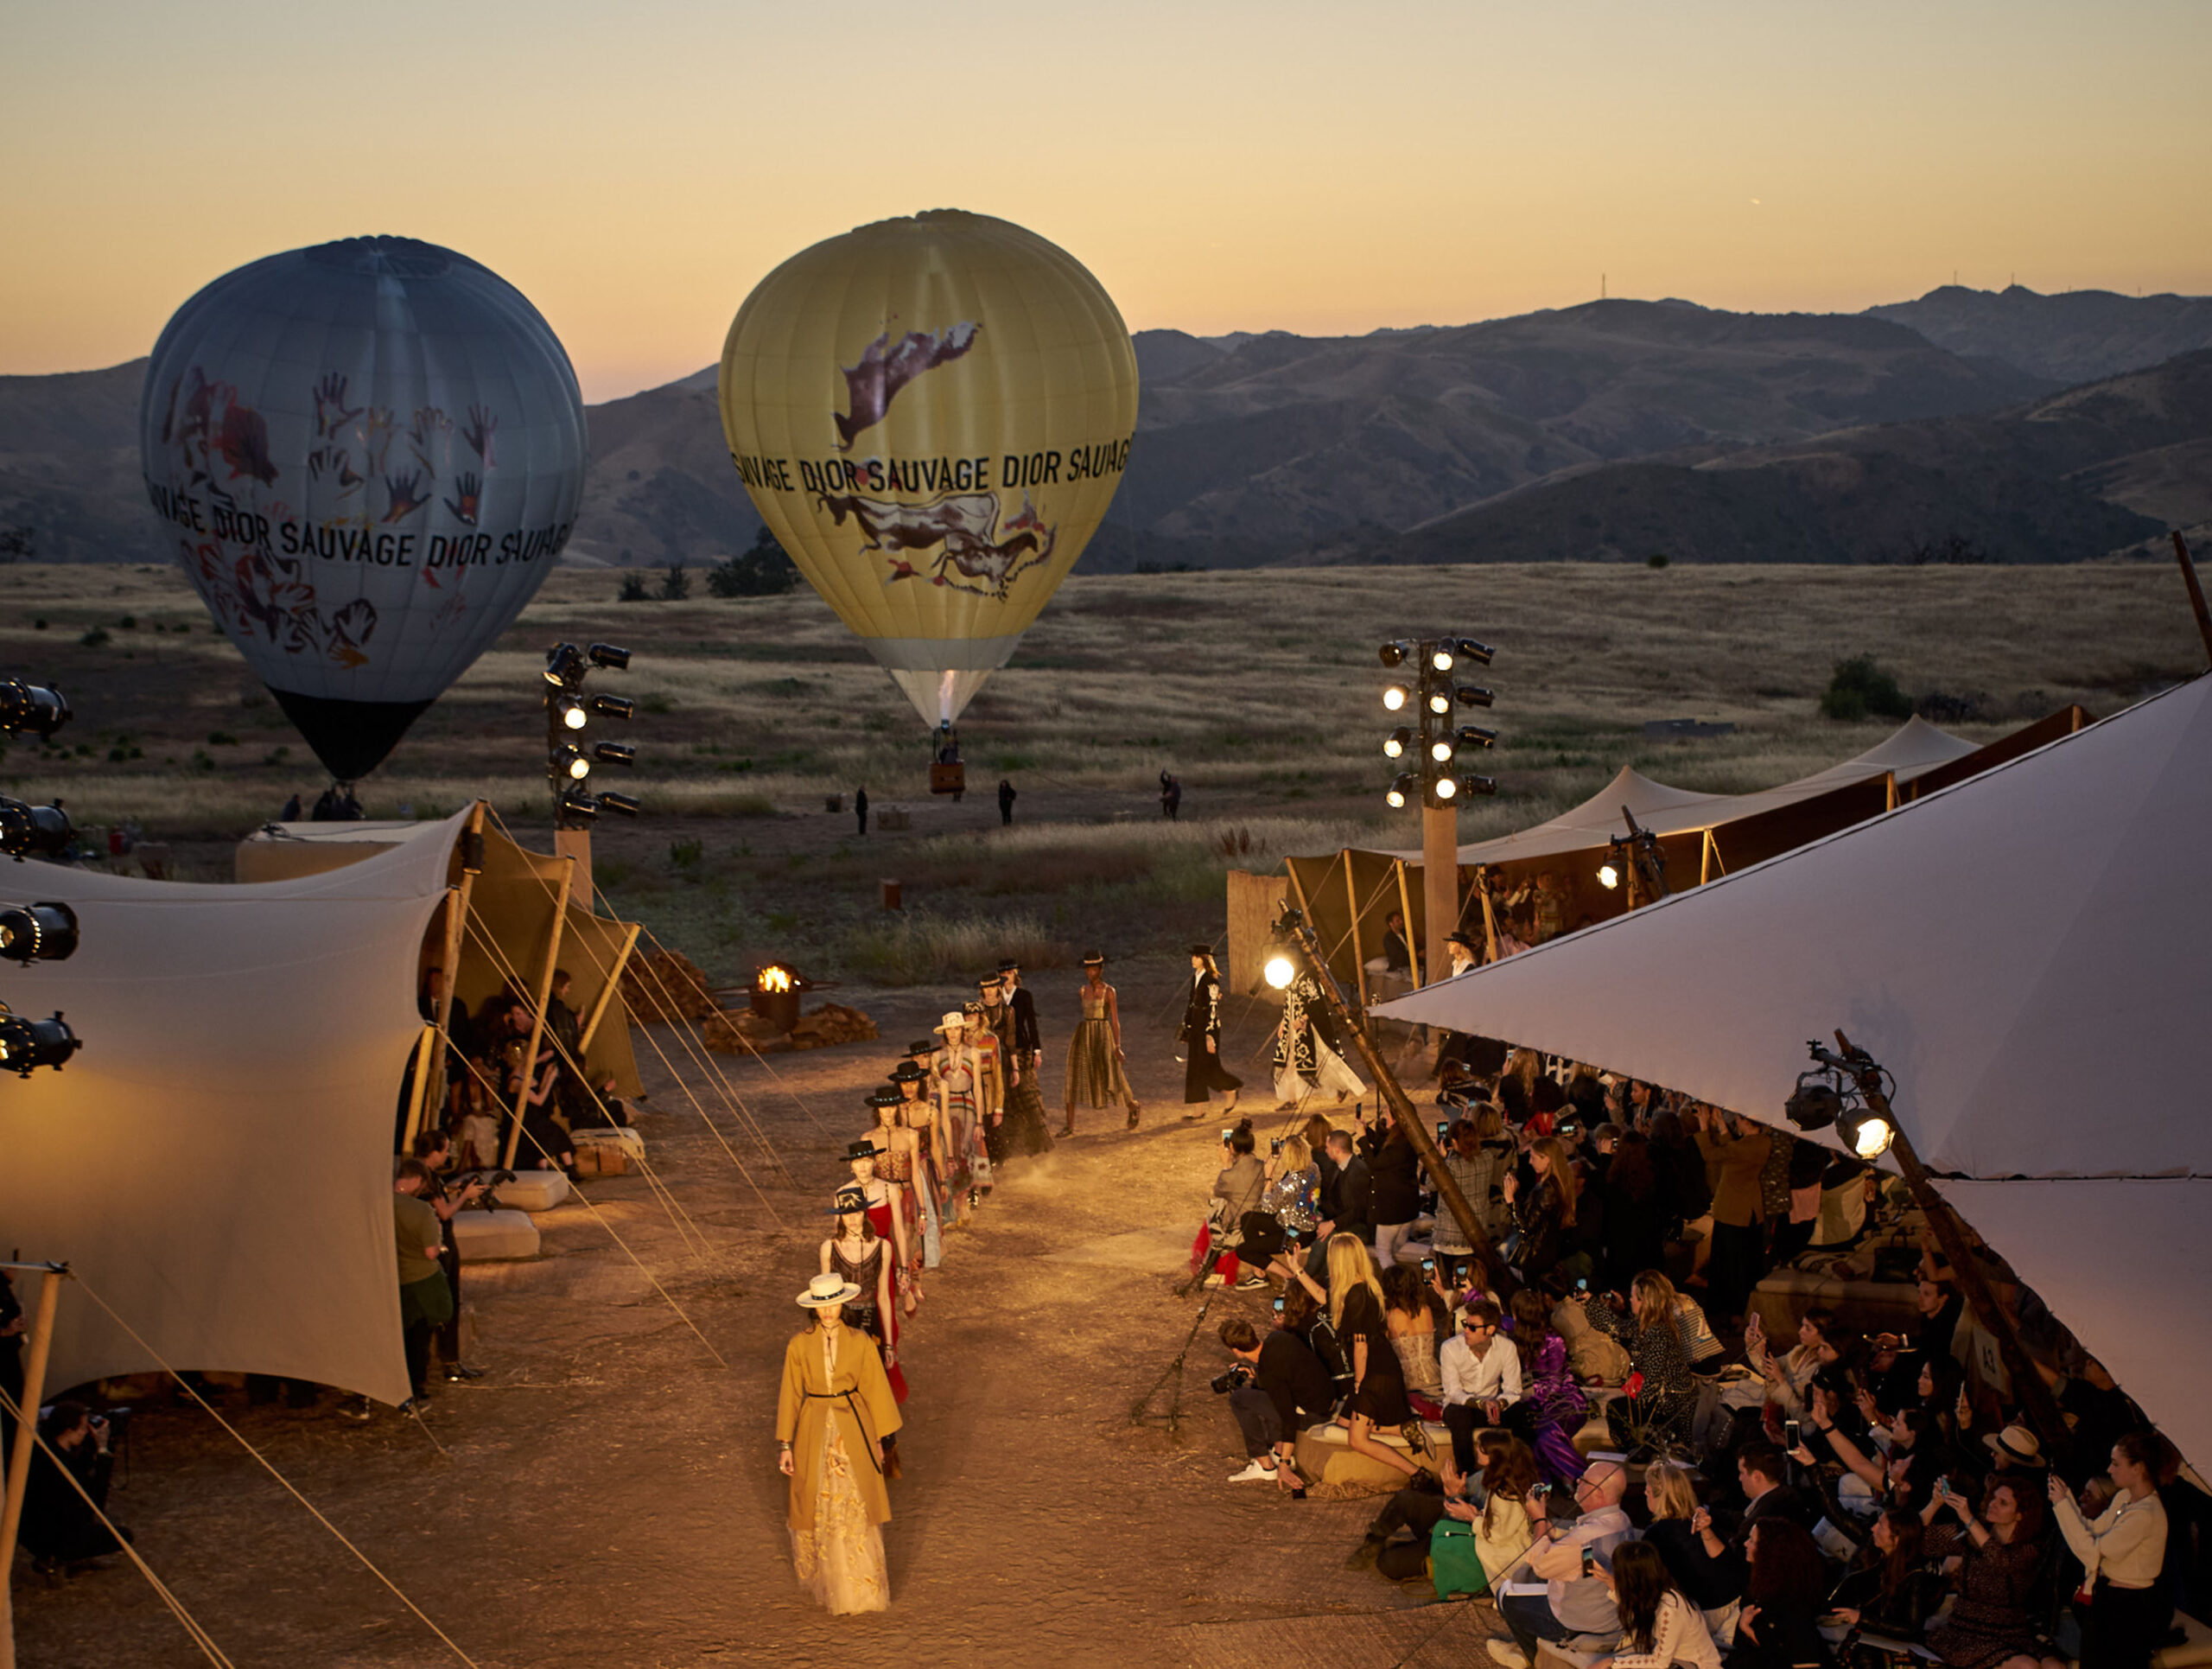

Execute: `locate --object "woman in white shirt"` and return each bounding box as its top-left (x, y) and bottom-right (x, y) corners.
top-left (1596, 1540), bottom-right (1722, 1669)
top-left (2050, 1433), bottom-right (2173, 1669)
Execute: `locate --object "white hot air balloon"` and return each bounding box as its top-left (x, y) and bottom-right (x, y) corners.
top-left (141, 236), bottom-right (586, 781)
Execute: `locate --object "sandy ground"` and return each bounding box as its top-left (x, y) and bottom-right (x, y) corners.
top-left (11, 964), bottom-right (1510, 1669)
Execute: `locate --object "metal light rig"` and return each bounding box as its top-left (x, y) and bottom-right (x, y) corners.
top-left (0, 678), bottom-right (82, 1076)
top-left (543, 642), bottom-right (642, 829)
top-left (1380, 637), bottom-right (1498, 984)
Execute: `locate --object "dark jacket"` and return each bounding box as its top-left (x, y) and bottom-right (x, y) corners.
top-left (1365, 1125), bottom-right (1422, 1225)
top-left (1643, 1516), bottom-right (1746, 1609)
top-left (1255, 1328), bottom-right (1333, 1431)
top-left (1329, 1154), bottom-right (1375, 1242)
top-left (1008, 984), bottom-right (1040, 1055)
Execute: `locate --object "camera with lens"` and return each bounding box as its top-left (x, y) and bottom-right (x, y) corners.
top-left (449, 1167), bottom-right (517, 1207)
top-left (1209, 1363), bottom-right (1255, 1395)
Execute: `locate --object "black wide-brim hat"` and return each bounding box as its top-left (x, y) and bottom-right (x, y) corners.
top-left (845, 1138), bottom-right (880, 1161)
top-left (906, 1037), bottom-right (938, 1056)
top-left (867, 1086), bottom-right (903, 1109)
top-left (890, 1061), bottom-right (929, 1085)
top-left (1188, 942), bottom-right (1214, 957)
top-left (995, 958), bottom-right (1020, 973)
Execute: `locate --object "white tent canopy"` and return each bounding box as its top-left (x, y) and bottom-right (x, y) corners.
top-left (1374, 717), bottom-right (1978, 865)
top-left (0, 810), bottom-right (469, 1406)
top-left (1378, 678), bottom-right (2212, 1467)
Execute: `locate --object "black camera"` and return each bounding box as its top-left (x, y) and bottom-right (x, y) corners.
top-left (1210, 1363), bottom-right (1254, 1395)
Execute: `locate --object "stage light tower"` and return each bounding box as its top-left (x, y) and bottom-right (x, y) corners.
top-left (542, 643), bottom-right (640, 897)
top-left (1377, 635), bottom-right (1497, 983)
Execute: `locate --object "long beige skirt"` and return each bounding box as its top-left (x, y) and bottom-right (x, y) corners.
top-left (791, 1420), bottom-right (889, 1615)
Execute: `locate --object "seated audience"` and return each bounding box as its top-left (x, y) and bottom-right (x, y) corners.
top-left (1601, 1539), bottom-right (1724, 1669)
top-left (1215, 1315), bottom-right (1329, 1495)
top-left (1642, 1460), bottom-right (1747, 1640)
top-left (1732, 1518), bottom-right (1834, 1669)
top-left (1488, 1458), bottom-right (1635, 1669)
top-left (1829, 1508), bottom-right (1943, 1650)
top-left (1382, 1263), bottom-right (1448, 1417)
top-left (1922, 1475), bottom-right (2050, 1669)
top-left (1505, 1287), bottom-right (1590, 1487)
top-left (1233, 1133), bottom-right (1319, 1290)
top-left (1584, 1271), bottom-right (1698, 1449)
top-left (1291, 1232), bottom-right (1424, 1481)
top-left (1440, 1298), bottom-right (1522, 1475)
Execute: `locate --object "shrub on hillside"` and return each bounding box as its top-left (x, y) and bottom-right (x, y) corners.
top-left (1821, 654), bottom-right (1915, 722)
top-left (707, 527), bottom-right (798, 597)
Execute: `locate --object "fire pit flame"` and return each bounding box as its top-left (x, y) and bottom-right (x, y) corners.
top-left (759, 965), bottom-right (793, 994)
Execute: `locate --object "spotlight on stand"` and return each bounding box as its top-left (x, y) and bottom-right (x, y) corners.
top-left (1431, 775), bottom-right (1459, 802)
top-left (0, 681), bottom-right (71, 741)
top-left (1425, 688), bottom-right (1452, 716)
top-left (1459, 774), bottom-right (1498, 797)
top-left (556, 696), bottom-right (588, 731)
top-left (591, 742), bottom-right (636, 768)
top-left (543, 643), bottom-right (588, 688)
top-left (0, 798), bottom-right (73, 861)
top-left (557, 786), bottom-right (600, 823)
top-left (589, 694), bottom-right (635, 722)
top-left (1446, 637), bottom-right (1496, 667)
top-left (1429, 645), bottom-right (1456, 672)
top-left (1378, 641), bottom-right (1413, 668)
top-left (1785, 1041), bottom-right (1898, 1161)
top-left (1382, 684), bottom-right (1408, 712)
top-left (1455, 685), bottom-right (1495, 709)
top-left (588, 642), bottom-right (632, 672)
top-left (1262, 907), bottom-right (1305, 991)
top-left (0, 901), bottom-right (79, 964)
top-left (1384, 772), bottom-right (1415, 809)
top-left (0, 1003), bottom-right (80, 1076)
top-left (1452, 726), bottom-right (1498, 752)
top-left (1382, 726), bottom-right (1413, 760)
top-left (596, 791), bottom-right (642, 819)
top-left (1597, 863), bottom-right (1620, 890)
top-left (556, 746), bottom-right (592, 781)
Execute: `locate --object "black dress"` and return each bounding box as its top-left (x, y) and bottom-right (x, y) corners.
top-left (1181, 969), bottom-right (1243, 1100)
top-left (1339, 1284), bottom-right (1412, 1425)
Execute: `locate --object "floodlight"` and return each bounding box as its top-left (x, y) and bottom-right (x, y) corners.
top-left (1262, 952), bottom-right (1296, 991)
top-left (1841, 1107), bottom-right (1895, 1158)
top-left (1383, 727), bottom-right (1413, 760)
top-left (1429, 646), bottom-right (1455, 673)
top-left (556, 695), bottom-right (588, 730)
top-left (1459, 775), bottom-right (1497, 797)
top-left (1455, 685), bottom-right (1495, 709)
top-left (0, 681), bottom-right (70, 741)
top-left (557, 746), bottom-right (592, 781)
top-left (1382, 685), bottom-right (1409, 712)
top-left (543, 643), bottom-right (587, 687)
top-left (1597, 863), bottom-right (1620, 890)
top-left (0, 797), bottom-right (72, 860)
top-left (1379, 641), bottom-right (1413, 668)
top-left (587, 642), bottom-right (632, 671)
top-left (1430, 738), bottom-right (1454, 763)
top-left (0, 901), bottom-right (79, 964)
top-left (1433, 775), bottom-right (1459, 801)
top-left (1447, 637), bottom-right (1497, 667)
top-left (1783, 1079), bottom-right (1843, 1131)
top-left (1452, 726), bottom-right (1497, 751)
top-left (591, 742), bottom-right (636, 768)
top-left (597, 791), bottom-right (642, 818)
top-left (590, 694), bottom-right (635, 721)
top-left (1385, 773), bottom-right (1415, 809)
top-left (0, 1004), bottom-right (79, 1076)
top-left (557, 787), bottom-right (601, 822)
top-left (1425, 689), bottom-right (1452, 715)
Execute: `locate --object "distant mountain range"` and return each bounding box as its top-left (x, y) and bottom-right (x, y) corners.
top-left (3, 283), bottom-right (2206, 570)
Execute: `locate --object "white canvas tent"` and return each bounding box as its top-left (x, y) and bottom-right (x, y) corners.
top-left (1377, 677), bottom-right (2212, 1468)
top-left (0, 810), bottom-right (469, 1405)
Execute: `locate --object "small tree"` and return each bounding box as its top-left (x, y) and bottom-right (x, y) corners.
top-left (659, 562), bottom-right (690, 601)
top-left (708, 526), bottom-right (799, 598)
top-left (1821, 654), bottom-right (1915, 722)
top-left (617, 572), bottom-right (650, 602)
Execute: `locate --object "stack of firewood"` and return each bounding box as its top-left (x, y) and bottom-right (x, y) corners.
top-left (702, 1002), bottom-right (877, 1055)
top-left (620, 949), bottom-right (719, 1023)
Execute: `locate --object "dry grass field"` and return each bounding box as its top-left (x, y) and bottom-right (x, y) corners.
top-left (2, 558), bottom-right (2202, 987)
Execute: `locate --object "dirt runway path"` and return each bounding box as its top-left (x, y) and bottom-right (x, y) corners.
top-left (14, 967), bottom-right (1506, 1667)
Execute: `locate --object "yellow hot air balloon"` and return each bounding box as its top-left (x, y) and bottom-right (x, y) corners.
top-left (719, 210), bottom-right (1139, 728)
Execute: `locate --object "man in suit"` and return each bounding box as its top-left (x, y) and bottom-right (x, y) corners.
top-left (1307, 1128), bottom-right (1375, 1277)
top-left (999, 957), bottom-right (1041, 1083)
top-left (1732, 1443), bottom-right (1814, 1544)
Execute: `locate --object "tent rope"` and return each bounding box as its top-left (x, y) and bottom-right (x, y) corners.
top-left (61, 1279), bottom-right (485, 1667)
top-left (435, 1011), bottom-right (731, 1371)
top-left (0, 1383), bottom-right (235, 1667)
top-left (456, 909), bottom-right (787, 1222)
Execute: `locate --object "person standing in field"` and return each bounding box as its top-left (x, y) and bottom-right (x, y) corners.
top-left (998, 778), bottom-right (1016, 825)
top-left (854, 787), bottom-right (869, 836)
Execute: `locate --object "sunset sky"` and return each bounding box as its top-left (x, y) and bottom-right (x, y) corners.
top-left (6, 0), bottom-right (2207, 404)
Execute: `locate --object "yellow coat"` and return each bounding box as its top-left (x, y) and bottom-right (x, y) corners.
top-left (775, 1323), bottom-right (903, 1532)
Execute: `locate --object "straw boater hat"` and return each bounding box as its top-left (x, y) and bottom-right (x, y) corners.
top-left (933, 1010), bottom-right (967, 1035)
top-left (1984, 1424), bottom-right (2046, 1467)
top-left (976, 971), bottom-right (1001, 991)
top-left (797, 1271), bottom-right (861, 1309)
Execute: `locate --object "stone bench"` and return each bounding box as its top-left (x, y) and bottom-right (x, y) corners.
top-left (491, 1170), bottom-right (570, 1213)
top-left (450, 1207), bottom-right (540, 1262)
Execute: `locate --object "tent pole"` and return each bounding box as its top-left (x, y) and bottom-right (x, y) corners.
top-left (0, 1264), bottom-right (64, 1669)
top-left (1393, 860), bottom-right (1421, 986)
top-left (430, 802), bottom-right (486, 1124)
top-left (576, 922), bottom-right (642, 1058)
top-left (1344, 857), bottom-right (1370, 1016)
top-left (1700, 830), bottom-right (1713, 887)
top-left (1474, 864), bottom-right (1501, 964)
top-left (1421, 802), bottom-right (1458, 1000)
top-left (1276, 913), bottom-right (1510, 1296)
top-left (503, 856), bottom-right (576, 1170)
top-left (398, 1025), bottom-right (439, 1150)
top-left (2172, 532), bottom-right (2212, 666)
top-left (1834, 1030), bottom-right (2071, 1465)
top-left (1884, 770), bottom-right (1897, 812)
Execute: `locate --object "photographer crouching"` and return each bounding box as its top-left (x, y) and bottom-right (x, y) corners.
top-left (1214, 1316), bottom-right (1331, 1497)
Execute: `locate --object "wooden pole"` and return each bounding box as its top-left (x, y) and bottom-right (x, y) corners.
top-left (1282, 913), bottom-right (1512, 1296)
top-left (1392, 860), bottom-right (1422, 986)
top-left (1700, 829), bottom-right (1714, 887)
top-left (575, 921), bottom-right (641, 1059)
top-left (429, 801), bottom-right (486, 1123)
top-left (1421, 801), bottom-right (1458, 1003)
top-left (503, 856), bottom-right (576, 1169)
top-left (1834, 1030), bottom-right (2070, 1464)
top-left (1474, 865), bottom-right (1501, 964)
top-left (398, 1024), bottom-right (439, 1150)
top-left (0, 1265), bottom-right (64, 1669)
top-left (2173, 532), bottom-right (2212, 666)
top-left (1343, 855), bottom-right (1370, 1016)
top-left (1883, 770), bottom-right (1898, 813)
